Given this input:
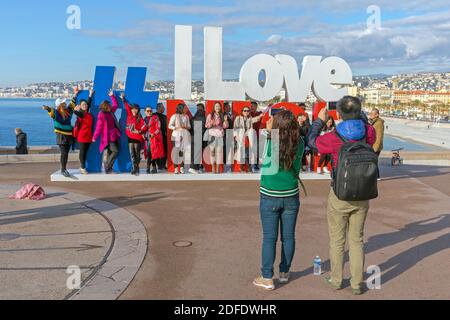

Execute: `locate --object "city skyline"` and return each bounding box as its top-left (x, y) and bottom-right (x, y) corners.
top-left (1, 1), bottom-right (450, 87)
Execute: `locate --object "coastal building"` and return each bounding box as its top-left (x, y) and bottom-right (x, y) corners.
top-left (361, 88), bottom-right (394, 105)
top-left (393, 90), bottom-right (450, 104)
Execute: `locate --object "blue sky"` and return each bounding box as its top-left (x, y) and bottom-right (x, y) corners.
top-left (1, 0), bottom-right (449, 86)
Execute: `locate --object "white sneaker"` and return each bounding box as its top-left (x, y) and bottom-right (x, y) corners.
top-left (188, 168), bottom-right (199, 174)
top-left (316, 168), bottom-right (322, 174)
top-left (80, 168), bottom-right (88, 175)
top-left (253, 276), bottom-right (275, 291)
top-left (174, 167), bottom-right (179, 174)
top-left (323, 167), bottom-right (330, 174)
top-left (180, 167), bottom-right (185, 174)
top-left (279, 272), bottom-right (290, 284)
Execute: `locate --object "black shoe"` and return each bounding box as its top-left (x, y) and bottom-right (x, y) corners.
top-left (146, 167), bottom-right (151, 174)
top-left (61, 169), bottom-right (70, 178)
top-left (151, 167), bottom-right (157, 174)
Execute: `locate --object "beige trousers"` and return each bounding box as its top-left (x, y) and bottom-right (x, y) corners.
top-left (327, 188), bottom-right (369, 289)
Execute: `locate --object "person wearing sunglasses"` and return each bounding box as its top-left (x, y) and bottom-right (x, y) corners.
top-left (233, 107), bottom-right (263, 173)
top-left (205, 102), bottom-right (229, 174)
top-left (144, 107), bottom-right (165, 174)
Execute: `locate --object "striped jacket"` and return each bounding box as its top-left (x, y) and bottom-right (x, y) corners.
top-left (47, 96), bottom-right (76, 135)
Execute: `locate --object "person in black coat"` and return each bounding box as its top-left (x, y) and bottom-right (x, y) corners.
top-left (156, 103), bottom-right (168, 170)
top-left (15, 128), bottom-right (28, 154)
top-left (297, 114), bottom-right (311, 171)
top-left (189, 103), bottom-right (207, 173)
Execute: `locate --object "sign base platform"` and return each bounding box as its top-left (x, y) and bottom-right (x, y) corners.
top-left (50, 169), bottom-right (331, 182)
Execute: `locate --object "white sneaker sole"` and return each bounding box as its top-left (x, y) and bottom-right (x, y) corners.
top-left (279, 278), bottom-right (289, 284)
top-left (253, 280), bottom-right (275, 290)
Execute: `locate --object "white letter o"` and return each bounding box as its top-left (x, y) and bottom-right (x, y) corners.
top-left (239, 54), bottom-right (284, 102)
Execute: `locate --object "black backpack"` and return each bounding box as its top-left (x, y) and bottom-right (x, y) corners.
top-left (332, 131), bottom-right (379, 201)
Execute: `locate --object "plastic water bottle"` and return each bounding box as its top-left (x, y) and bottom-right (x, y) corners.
top-left (313, 256), bottom-right (321, 275)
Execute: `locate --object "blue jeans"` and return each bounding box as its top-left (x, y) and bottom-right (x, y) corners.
top-left (260, 193), bottom-right (300, 279)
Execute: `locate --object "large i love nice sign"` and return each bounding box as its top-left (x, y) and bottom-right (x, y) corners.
top-left (175, 25), bottom-right (352, 102)
top-left (81, 25), bottom-right (352, 173)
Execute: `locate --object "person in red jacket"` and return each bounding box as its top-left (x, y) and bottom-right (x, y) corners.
top-left (73, 88), bottom-right (94, 174)
top-left (308, 96), bottom-right (376, 295)
top-left (119, 93), bottom-right (148, 176)
top-left (143, 107), bottom-right (165, 174)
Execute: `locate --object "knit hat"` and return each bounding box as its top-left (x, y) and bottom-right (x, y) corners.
top-left (55, 98), bottom-right (67, 107)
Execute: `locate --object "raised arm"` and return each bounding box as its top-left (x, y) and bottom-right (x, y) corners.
top-left (251, 115), bottom-right (262, 124)
top-left (119, 92), bottom-right (131, 115)
top-left (42, 105), bottom-right (55, 119)
top-left (108, 89), bottom-right (118, 113)
top-left (69, 86), bottom-right (80, 110)
top-left (87, 89), bottom-right (94, 110)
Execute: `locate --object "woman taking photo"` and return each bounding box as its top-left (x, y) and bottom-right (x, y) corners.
top-left (233, 107), bottom-right (262, 173)
top-left (42, 88), bottom-right (79, 177)
top-left (317, 115), bottom-right (335, 174)
top-left (168, 103), bottom-right (191, 174)
top-left (92, 89), bottom-right (121, 174)
top-left (120, 93), bottom-right (147, 176)
top-left (205, 102), bottom-right (229, 174)
top-left (73, 88), bottom-right (94, 174)
top-left (144, 107), bottom-right (165, 174)
top-left (254, 110), bottom-right (304, 291)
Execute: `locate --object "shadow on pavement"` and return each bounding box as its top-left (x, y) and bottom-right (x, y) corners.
top-left (291, 214), bottom-right (450, 286)
top-left (0, 192), bottom-right (168, 226)
top-left (98, 192), bottom-right (167, 208)
top-left (381, 164), bottom-right (450, 181)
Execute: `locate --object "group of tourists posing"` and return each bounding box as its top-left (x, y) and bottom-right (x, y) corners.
top-left (43, 89), bottom-right (267, 176)
top-left (43, 88), bottom-right (167, 177)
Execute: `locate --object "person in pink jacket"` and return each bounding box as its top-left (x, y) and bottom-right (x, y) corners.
top-left (92, 89), bottom-right (121, 174)
top-left (205, 102), bottom-right (229, 174)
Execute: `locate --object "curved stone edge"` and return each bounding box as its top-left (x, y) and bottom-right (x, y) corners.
top-left (56, 191), bottom-right (148, 300)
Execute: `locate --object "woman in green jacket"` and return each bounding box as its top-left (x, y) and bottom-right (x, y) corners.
top-left (253, 110), bottom-right (304, 291)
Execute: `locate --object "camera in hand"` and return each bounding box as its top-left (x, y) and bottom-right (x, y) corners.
top-left (270, 108), bottom-right (283, 116)
top-left (328, 102), bottom-right (337, 110)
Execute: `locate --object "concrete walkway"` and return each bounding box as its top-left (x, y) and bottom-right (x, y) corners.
top-left (0, 184), bottom-right (147, 300)
top-left (0, 161), bottom-right (449, 299)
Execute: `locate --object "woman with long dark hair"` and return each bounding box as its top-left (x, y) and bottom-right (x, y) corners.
top-left (42, 89), bottom-right (79, 177)
top-left (144, 107), bottom-right (165, 174)
top-left (253, 110), bottom-right (304, 291)
top-left (317, 115), bottom-right (335, 174)
top-left (73, 88), bottom-right (94, 174)
top-left (205, 102), bottom-right (229, 173)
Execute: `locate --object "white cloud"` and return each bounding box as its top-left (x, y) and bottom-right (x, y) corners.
top-left (266, 35), bottom-right (283, 45)
top-left (80, 1), bottom-right (450, 78)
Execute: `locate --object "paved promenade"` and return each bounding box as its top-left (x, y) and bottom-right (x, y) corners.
top-left (0, 161), bottom-right (449, 299)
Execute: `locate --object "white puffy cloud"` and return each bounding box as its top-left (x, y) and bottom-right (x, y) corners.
top-left (81, 1), bottom-right (450, 79)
